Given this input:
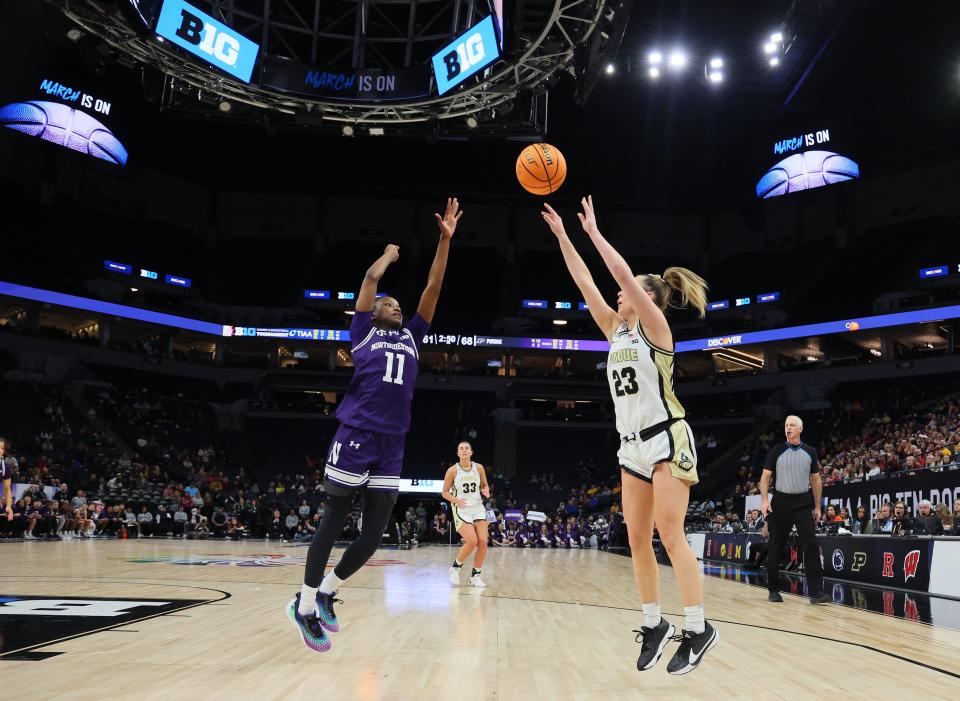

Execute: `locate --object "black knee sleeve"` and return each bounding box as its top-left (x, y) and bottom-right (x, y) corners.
top-left (333, 490), bottom-right (398, 580)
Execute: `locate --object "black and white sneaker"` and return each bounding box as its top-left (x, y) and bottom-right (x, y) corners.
top-left (666, 621), bottom-right (719, 675)
top-left (633, 618), bottom-right (676, 671)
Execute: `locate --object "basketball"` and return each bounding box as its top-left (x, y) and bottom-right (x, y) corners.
top-left (516, 143), bottom-right (567, 194)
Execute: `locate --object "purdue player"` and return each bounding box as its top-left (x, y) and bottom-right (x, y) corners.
top-left (443, 441), bottom-right (490, 587)
top-left (542, 197), bottom-right (718, 675)
top-left (288, 198), bottom-right (463, 653)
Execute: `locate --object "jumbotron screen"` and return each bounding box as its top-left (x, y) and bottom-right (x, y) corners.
top-left (0, 67), bottom-right (129, 166)
top-left (755, 124), bottom-right (859, 199)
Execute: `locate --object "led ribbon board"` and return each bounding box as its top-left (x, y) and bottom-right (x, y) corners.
top-left (431, 15), bottom-right (501, 96)
top-left (155, 0), bottom-right (260, 82)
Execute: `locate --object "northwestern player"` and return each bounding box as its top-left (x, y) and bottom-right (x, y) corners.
top-left (542, 197), bottom-right (717, 674)
top-left (443, 441), bottom-right (490, 587)
top-left (288, 198), bottom-right (463, 653)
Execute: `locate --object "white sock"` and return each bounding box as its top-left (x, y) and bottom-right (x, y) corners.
top-left (641, 602), bottom-right (661, 629)
top-left (684, 604), bottom-right (705, 635)
top-left (319, 570), bottom-right (344, 595)
top-left (298, 585), bottom-right (318, 616)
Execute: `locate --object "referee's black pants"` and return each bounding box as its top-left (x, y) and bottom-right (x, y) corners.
top-left (766, 491), bottom-right (824, 595)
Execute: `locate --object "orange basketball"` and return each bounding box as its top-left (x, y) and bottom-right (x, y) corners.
top-left (516, 143), bottom-right (567, 194)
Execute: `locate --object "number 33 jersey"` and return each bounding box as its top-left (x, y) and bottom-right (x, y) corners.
top-left (335, 311), bottom-right (430, 435)
top-left (606, 320), bottom-right (684, 436)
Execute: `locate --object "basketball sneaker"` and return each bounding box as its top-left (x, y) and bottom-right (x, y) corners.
top-left (286, 593), bottom-right (331, 653)
top-left (315, 591), bottom-right (341, 632)
top-left (468, 575), bottom-right (486, 587)
top-left (633, 618), bottom-right (676, 671)
top-left (449, 565), bottom-right (462, 585)
top-left (665, 621), bottom-right (719, 675)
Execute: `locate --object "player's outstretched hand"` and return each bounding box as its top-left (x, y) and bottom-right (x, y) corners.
top-left (541, 203), bottom-right (567, 239)
top-left (435, 197), bottom-right (464, 239)
top-left (577, 195), bottom-right (599, 236)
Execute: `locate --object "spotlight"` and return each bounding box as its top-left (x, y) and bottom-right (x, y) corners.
top-left (771, 31), bottom-right (783, 43)
top-left (218, 100), bottom-right (232, 113)
top-left (709, 57), bottom-right (723, 69)
top-left (668, 50), bottom-right (687, 70)
top-left (648, 66), bottom-right (660, 79)
top-left (130, 287), bottom-right (139, 293)
top-left (708, 71), bottom-right (723, 83)
top-left (345, 310), bottom-right (356, 316)
top-left (465, 116), bottom-right (478, 129)
top-left (342, 125), bottom-right (355, 137)
top-left (605, 63), bottom-right (615, 75)
top-left (763, 41), bottom-right (777, 55)
top-left (648, 50), bottom-right (662, 65)
top-left (769, 57), bottom-right (780, 67)
top-left (156, 35), bottom-right (165, 43)
top-left (552, 319), bottom-right (568, 326)
top-left (66, 28), bottom-right (83, 42)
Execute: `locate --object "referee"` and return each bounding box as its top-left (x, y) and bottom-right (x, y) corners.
top-left (759, 416), bottom-right (830, 604)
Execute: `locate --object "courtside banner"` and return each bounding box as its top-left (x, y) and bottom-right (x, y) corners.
top-left (702, 533), bottom-right (760, 565)
top-left (821, 535), bottom-right (932, 593)
top-left (822, 469), bottom-right (960, 517)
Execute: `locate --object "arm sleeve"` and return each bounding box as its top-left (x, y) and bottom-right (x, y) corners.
top-left (805, 445), bottom-right (820, 474)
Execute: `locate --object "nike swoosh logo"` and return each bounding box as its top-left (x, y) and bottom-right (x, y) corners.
top-left (688, 630), bottom-right (716, 664)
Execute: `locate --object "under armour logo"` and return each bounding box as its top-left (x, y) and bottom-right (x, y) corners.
top-left (349, 441), bottom-right (361, 449)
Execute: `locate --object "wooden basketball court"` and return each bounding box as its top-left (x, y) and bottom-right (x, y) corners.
top-left (1, 540), bottom-right (957, 699)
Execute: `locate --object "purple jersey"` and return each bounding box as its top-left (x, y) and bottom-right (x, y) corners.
top-left (335, 311), bottom-right (430, 435)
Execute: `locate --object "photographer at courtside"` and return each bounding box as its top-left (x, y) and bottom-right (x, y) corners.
top-left (759, 415), bottom-right (831, 605)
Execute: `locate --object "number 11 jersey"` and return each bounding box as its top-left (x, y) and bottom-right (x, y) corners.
top-left (336, 311), bottom-right (430, 435)
top-left (606, 320), bottom-right (684, 436)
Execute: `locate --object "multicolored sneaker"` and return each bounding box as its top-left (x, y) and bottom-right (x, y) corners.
top-left (286, 594), bottom-right (331, 653)
top-left (666, 621), bottom-right (719, 675)
top-left (315, 591), bottom-right (342, 633)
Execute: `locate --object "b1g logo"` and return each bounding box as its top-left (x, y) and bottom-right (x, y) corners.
top-left (441, 33), bottom-right (486, 81)
top-left (156, 0), bottom-right (260, 82)
top-left (174, 11), bottom-right (242, 68)
top-left (432, 15), bottom-right (501, 95)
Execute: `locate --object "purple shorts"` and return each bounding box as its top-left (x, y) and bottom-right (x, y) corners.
top-left (324, 424), bottom-right (405, 492)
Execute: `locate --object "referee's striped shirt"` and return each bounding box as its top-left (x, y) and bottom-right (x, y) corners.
top-left (763, 442), bottom-right (819, 494)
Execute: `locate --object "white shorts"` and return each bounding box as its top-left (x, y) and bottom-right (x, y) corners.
top-left (452, 503), bottom-right (486, 530)
top-left (618, 419), bottom-right (699, 485)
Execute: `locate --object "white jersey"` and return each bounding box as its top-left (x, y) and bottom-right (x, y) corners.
top-left (452, 462), bottom-right (483, 508)
top-left (606, 320), bottom-right (684, 436)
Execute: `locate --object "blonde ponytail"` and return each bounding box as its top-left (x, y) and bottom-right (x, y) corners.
top-left (642, 267), bottom-right (709, 319)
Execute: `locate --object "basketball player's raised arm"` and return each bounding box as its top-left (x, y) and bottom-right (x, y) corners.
top-left (417, 198), bottom-right (463, 324)
top-left (357, 244), bottom-right (400, 313)
top-left (541, 203), bottom-right (620, 337)
top-left (577, 196), bottom-right (671, 341)
top-left (442, 466), bottom-right (466, 508)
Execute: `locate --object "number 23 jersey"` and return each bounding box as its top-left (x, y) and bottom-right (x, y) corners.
top-left (336, 311), bottom-right (430, 435)
top-left (606, 320), bottom-right (684, 436)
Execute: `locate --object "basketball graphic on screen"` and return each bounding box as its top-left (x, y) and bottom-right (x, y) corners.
top-left (0, 100), bottom-right (128, 165)
top-left (516, 143), bottom-right (567, 194)
top-left (756, 150), bottom-right (858, 199)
